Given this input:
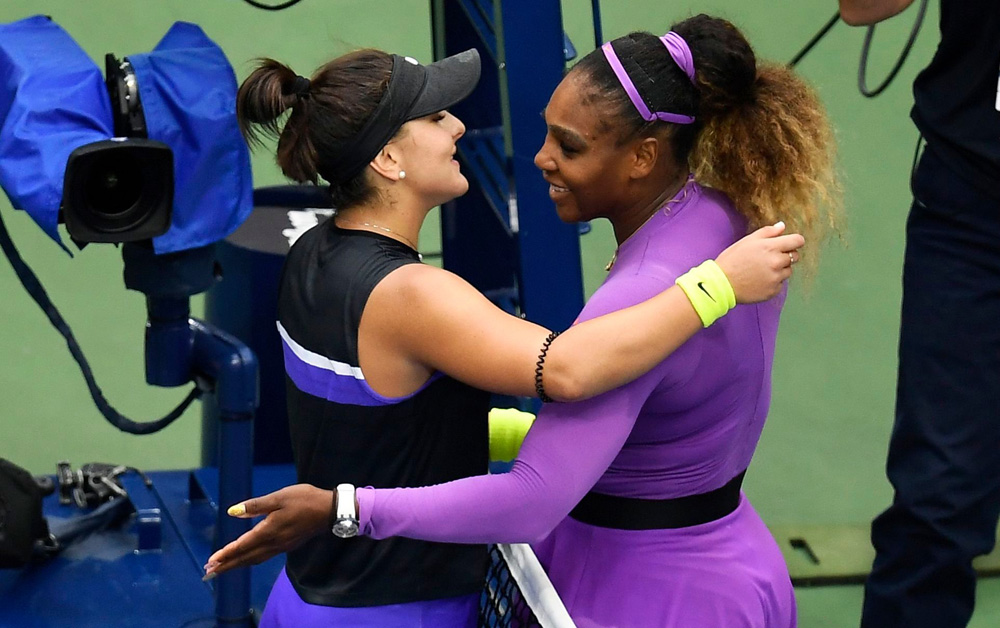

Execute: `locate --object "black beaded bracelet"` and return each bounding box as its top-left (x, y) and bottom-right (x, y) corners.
top-left (534, 331), bottom-right (561, 403)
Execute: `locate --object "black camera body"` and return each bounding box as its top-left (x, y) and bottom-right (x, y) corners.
top-left (60, 54), bottom-right (173, 244)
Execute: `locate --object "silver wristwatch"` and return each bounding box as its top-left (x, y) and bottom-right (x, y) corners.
top-left (331, 483), bottom-right (359, 538)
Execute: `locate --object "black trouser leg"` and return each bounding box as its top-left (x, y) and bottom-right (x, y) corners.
top-left (862, 149), bottom-right (1000, 628)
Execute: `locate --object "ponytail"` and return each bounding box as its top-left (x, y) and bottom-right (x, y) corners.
top-left (237, 59), bottom-right (319, 184)
top-left (690, 63), bottom-right (841, 271)
top-left (236, 50), bottom-right (394, 208)
top-left (676, 15), bottom-right (842, 271)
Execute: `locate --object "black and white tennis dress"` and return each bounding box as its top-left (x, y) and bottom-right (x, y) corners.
top-left (261, 221), bottom-right (489, 626)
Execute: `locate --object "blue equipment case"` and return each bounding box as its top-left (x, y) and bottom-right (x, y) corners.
top-left (0, 466), bottom-right (293, 627)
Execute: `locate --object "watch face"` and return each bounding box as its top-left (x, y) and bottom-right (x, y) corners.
top-left (332, 518), bottom-right (359, 538)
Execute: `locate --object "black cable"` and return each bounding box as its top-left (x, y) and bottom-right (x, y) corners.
top-left (0, 208), bottom-right (201, 435)
top-left (789, 2), bottom-right (930, 98)
top-left (241, 0), bottom-right (304, 10)
top-left (858, 0), bottom-right (930, 98)
top-left (789, 11), bottom-right (842, 68)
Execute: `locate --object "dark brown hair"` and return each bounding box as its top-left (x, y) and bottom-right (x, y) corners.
top-left (236, 50), bottom-right (393, 209)
top-left (572, 15), bottom-right (841, 270)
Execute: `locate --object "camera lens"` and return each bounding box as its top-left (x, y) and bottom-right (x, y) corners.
top-left (63, 138), bottom-right (173, 243)
top-left (83, 154), bottom-right (144, 217)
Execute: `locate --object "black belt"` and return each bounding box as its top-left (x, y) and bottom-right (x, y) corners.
top-left (569, 471), bottom-right (746, 530)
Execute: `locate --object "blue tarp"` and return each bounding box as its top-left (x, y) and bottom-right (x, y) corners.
top-left (0, 16), bottom-right (252, 254)
top-left (0, 16), bottom-right (112, 246)
top-left (130, 22), bottom-right (252, 254)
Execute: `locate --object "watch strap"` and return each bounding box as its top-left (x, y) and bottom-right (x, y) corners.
top-left (336, 483), bottom-right (357, 520)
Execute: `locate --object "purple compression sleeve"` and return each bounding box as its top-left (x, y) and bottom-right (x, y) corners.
top-left (357, 274), bottom-right (672, 545)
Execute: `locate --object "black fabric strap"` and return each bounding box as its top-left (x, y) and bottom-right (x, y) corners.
top-left (569, 470), bottom-right (746, 530)
top-left (290, 75), bottom-right (311, 98)
top-left (316, 55), bottom-right (424, 185)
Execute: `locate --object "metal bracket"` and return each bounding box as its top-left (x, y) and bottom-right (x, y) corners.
top-left (771, 524), bottom-right (1000, 586)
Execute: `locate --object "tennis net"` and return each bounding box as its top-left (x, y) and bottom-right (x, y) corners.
top-left (478, 543), bottom-right (576, 628)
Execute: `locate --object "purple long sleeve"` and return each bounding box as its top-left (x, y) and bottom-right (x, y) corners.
top-left (358, 273), bottom-right (669, 545)
top-left (357, 183), bottom-right (782, 546)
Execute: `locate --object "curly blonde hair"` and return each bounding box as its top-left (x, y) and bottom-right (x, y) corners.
top-left (691, 62), bottom-right (842, 274)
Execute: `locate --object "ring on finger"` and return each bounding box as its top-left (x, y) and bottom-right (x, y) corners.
top-left (788, 252), bottom-right (796, 266)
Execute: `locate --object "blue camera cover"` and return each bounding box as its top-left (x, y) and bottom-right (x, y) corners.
top-left (129, 22), bottom-right (252, 254)
top-left (0, 16), bottom-right (112, 247)
top-left (0, 17), bottom-right (252, 254)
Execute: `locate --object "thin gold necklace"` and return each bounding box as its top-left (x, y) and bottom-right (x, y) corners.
top-left (335, 218), bottom-right (420, 253)
top-left (606, 177), bottom-right (693, 272)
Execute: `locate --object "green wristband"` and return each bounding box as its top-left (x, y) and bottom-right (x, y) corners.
top-left (675, 260), bottom-right (737, 328)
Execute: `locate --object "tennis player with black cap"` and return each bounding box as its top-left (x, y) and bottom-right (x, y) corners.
top-left (230, 43), bottom-right (805, 625)
top-left (312, 49), bottom-right (482, 187)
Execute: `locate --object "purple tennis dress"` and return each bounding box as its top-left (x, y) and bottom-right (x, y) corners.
top-left (358, 181), bottom-right (794, 627)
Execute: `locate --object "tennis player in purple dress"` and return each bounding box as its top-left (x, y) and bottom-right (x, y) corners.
top-left (361, 178), bottom-right (790, 627)
top-left (208, 14), bottom-right (840, 627)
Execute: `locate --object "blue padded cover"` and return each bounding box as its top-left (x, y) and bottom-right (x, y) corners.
top-left (0, 16), bottom-right (112, 247)
top-left (128, 22), bottom-right (252, 254)
top-left (0, 17), bottom-right (251, 254)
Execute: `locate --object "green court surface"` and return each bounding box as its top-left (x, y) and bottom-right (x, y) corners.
top-left (2, 1), bottom-right (996, 626)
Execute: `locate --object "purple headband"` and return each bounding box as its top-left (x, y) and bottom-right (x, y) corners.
top-left (601, 31), bottom-right (696, 125)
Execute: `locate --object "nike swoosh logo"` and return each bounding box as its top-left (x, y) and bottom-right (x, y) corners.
top-left (697, 281), bottom-right (715, 302)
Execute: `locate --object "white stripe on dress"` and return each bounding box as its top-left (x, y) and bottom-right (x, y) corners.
top-left (276, 321), bottom-right (366, 380)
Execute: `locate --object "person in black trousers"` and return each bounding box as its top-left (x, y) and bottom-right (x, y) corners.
top-left (840, 1), bottom-right (1000, 626)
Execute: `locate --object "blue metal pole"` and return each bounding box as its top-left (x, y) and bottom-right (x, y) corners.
top-left (214, 411), bottom-right (254, 625)
top-left (500, 0), bottom-right (585, 332)
top-left (191, 321), bottom-right (258, 627)
top-left (144, 296), bottom-right (194, 387)
top-left (132, 246), bottom-right (258, 625)
top-left (591, 0), bottom-right (603, 47)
